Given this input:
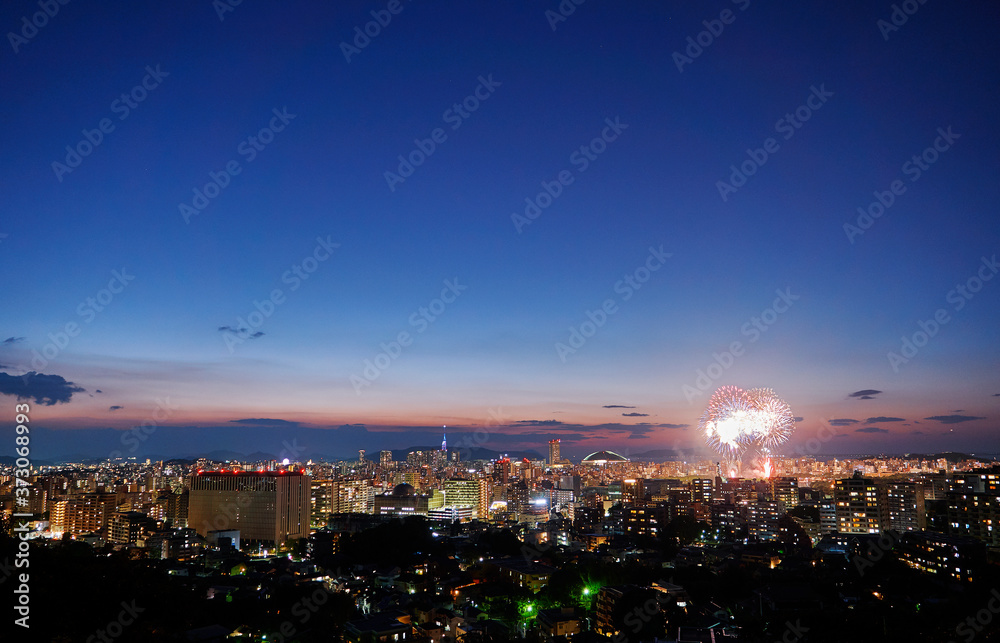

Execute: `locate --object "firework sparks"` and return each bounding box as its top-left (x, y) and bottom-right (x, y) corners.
top-left (699, 386), bottom-right (795, 473)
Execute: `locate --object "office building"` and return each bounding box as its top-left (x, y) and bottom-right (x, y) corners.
top-left (188, 471), bottom-right (311, 545)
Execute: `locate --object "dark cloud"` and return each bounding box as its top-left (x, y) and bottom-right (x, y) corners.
top-left (0, 371), bottom-right (85, 405)
top-left (622, 412), bottom-right (649, 417)
top-left (603, 405), bottom-right (636, 409)
top-left (793, 417), bottom-right (804, 422)
top-left (218, 326), bottom-right (265, 339)
top-left (95, 389), bottom-right (103, 394)
top-left (230, 418), bottom-right (301, 427)
top-left (865, 416), bottom-right (905, 423)
top-left (993, 394), bottom-right (1000, 397)
top-left (2, 337), bottom-right (26, 345)
top-left (911, 430), bottom-right (925, 435)
top-left (626, 426), bottom-right (654, 439)
top-left (514, 419), bottom-right (565, 426)
top-left (108, 405), bottom-right (124, 411)
top-left (953, 409), bottom-right (964, 413)
top-left (856, 426), bottom-right (889, 434)
top-left (829, 418), bottom-right (859, 426)
top-left (859, 396), bottom-right (875, 399)
top-left (658, 423), bottom-right (690, 429)
top-left (849, 389), bottom-right (882, 398)
top-left (924, 415), bottom-right (985, 424)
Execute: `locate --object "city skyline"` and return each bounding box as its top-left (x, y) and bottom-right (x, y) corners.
top-left (2, 1), bottom-right (999, 460)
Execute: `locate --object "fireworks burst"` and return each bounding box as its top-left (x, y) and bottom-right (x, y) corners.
top-left (699, 386), bottom-right (794, 474)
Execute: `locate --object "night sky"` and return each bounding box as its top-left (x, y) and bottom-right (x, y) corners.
top-left (1, 0), bottom-right (998, 460)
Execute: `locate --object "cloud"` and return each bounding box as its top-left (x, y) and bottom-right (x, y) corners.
top-left (856, 426), bottom-right (889, 434)
top-left (924, 415), bottom-right (985, 424)
top-left (859, 396), bottom-right (875, 399)
top-left (514, 419), bottom-right (565, 426)
top-left (622, 412), bottom-right (649, 417)
top-left (911, 430), bottom-right (925, 435)
top-left (865, 416), bottom-right (905, 423)
top-left (603, 405), bottom-right (636, 409)
top-left (793, 417), bottom-right (804, 422)
top-left (658, 423), bottom-right (690, 429)
top-left (994, 394), bottom-right (1000, 397)
top-left (0, 371), bottom-right (85, 405)
top-left (626, 426), bottom-right (655, 439)
top-left (2, 337), bottom-right (26, 345)
top-left (829, 418), bottom-right (860, 426)
top-left (849, 389), bottom-right (882, 398)
top-left (230, 418), bottom-right (301, 427)
top-left (95, 389), bottom-right (103, 394)
top-left (218, 326), bottom-right (265, 339)
top-left (108, 405), bottom-right (124, 411)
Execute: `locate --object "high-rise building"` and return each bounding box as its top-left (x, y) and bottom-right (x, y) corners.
top-left (834, 474), bottom-right (888, 534)
top-left (747, 500), bottom-right (786, 541)
top-left (622, 479), bottom-right (645, 507)
top-left (690, 478), bottom-right (713, 504)
top-left (770, 477), bottom-right (799, 508)
top-left (188, 471), bottom-right (311, 545)
top-left (49, 493), bottom-right (117, 536)
top-left (444, 478), bottom-right (490, 519)
top-left (886, 482), bottom-right (926, 532)
top-left (548, 439), bottom-right (560, 466)
top-left (379, 450), bottom-right (393, 469)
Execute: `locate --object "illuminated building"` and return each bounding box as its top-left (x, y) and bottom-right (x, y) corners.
top-left (747, 500), bottom-right (786, 541)
top-left (690, 478), bottom-right (713, 504)
top-left (581, 450), bottom-right (629, 466)
top-left (886, 481), bottom-right (926, 531)
top-left (188, 471), bottom-right (311, 545)
top-left (770, 477), bottom-right (799, 508)
top-left (443, 478), bottom-right (490, 518)
top-left (373, 483), bottom-right (442, 516)
top-left (834, 474), bottom-right (888, 534)
top-left (548, 439), bottom-right (560, 466)
top-left (898, 531), bottom-right (986, 582)
top-left (379, 450), bottom-right (393, 468)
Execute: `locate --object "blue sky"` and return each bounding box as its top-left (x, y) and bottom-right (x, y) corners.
top-left (1, 0), bottom-right (998, 460)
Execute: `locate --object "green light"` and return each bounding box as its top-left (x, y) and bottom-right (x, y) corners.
top-left (583, 588), bottom-right (590, 596)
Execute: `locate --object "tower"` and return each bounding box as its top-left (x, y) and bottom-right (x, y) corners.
top-left (548, 439), bottom-right (560, 466)
top-left (441, 426), bottom-right (447, 452)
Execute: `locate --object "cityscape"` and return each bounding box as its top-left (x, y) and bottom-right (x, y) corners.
top-left (3, 1), bottom-right (1000, 642)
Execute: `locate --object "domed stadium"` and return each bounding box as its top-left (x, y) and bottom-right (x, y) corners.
top-left (391, 483), bottom-right (416, 497)
top-left (581, 450), bottom-right (629, 465)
